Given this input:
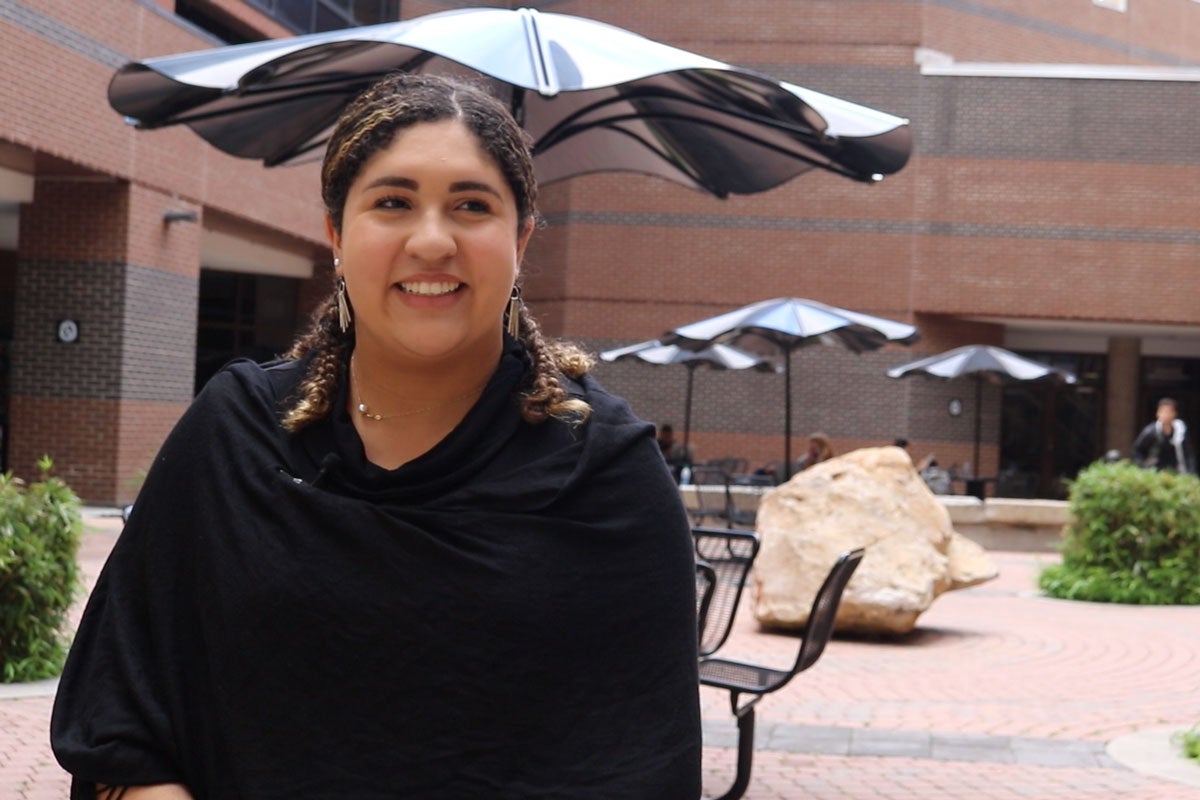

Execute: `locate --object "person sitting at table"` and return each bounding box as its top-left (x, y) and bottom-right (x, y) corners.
top-left (894, 436), bottom-right (935, 471)
top-left (796, 432), bottom-right (834, 471)
top-left (656, 423), bottom-right (693, 482)
top-left (919, 456), bottom-right (952, 495)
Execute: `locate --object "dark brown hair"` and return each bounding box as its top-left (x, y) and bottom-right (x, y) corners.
top-left (281, 72), bottom-right (592, 431)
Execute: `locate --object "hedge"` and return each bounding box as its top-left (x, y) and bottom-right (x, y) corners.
top-left (0, 457), bottom-right (83, 682)
top-left (1038, 461), bottom-right (1200, 605)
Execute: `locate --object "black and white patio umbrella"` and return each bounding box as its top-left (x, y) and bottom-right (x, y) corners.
top-left (600, 340), bottom-right (777, 450)
top-left (886, 345), bottom-right (1077, 477)
top-left (106, 6), bottom-right (911, 195)
top-left (662, 298), bottom-right (919, 478)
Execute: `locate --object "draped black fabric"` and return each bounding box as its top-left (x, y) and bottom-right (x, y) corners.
top-left (51, 342), bottom-right (701, 800)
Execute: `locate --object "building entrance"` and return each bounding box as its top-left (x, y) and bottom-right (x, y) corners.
top-left (999, 352), bottom-right (1106, 499)
top-left (196, 269), bottom-right (300, 393)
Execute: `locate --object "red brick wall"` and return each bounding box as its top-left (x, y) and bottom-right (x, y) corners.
top-left (8, 396), bottom-right (118, 499)
top-left (115, 399), bottom-right (191, 503)
top-left (8, 178), bottom-right (200, 502)
top-left (0, 3), bottom-right (326, 248)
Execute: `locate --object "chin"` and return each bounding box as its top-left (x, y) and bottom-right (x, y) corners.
top-left (393, 330), bottom-right (497, 362)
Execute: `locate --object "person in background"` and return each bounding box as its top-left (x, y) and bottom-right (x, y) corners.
top-left (656, 423), bottom-right (693, 482)
top-left (1132, 397), bottom-right (1195, 474)
top-left (894, 436), bottom-right (935, 472)
top-left (51, 72), bottom-right (701, 800)
top-left (796, 432), bottom-right (835, 471)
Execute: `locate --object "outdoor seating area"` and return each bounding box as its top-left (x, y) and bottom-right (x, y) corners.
top-left (693, 526), bottom-right (864, 800)
top-left (682, 469), bottom-right (771, 529)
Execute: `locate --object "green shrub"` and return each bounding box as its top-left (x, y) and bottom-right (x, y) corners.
top-left (1175, 726), bottom-right (1200, 762)
top-left (0, 456), bottom-right (84, 682)
top-left (1038, 461), bottom-right (1200, 605)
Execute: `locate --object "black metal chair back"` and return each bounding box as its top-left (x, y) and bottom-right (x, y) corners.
top-left (692, 527), bottom-right (760, 657)
top-left (792, 548), bottom-right (863, 677)
top-left (697, 547), bottom-right (864, 800)
top-left (688, 465), bottom-right (732, 526)
top-left (695, 559), bottom-right (716, 642)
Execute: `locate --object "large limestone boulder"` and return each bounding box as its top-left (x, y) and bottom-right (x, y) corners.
top-left (753, 446), bottom-right (998, 635)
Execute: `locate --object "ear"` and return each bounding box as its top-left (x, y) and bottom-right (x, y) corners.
top-left (515, 216), bottom-right (535, 266)
top-left (324, 214), bottom-right (341, 264)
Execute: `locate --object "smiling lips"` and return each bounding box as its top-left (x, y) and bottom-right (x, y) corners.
top-left (399, 280), bottom-right (462, 296)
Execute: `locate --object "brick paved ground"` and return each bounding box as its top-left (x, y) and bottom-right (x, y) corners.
top-left (3, 515), bottom-right (1199, 799)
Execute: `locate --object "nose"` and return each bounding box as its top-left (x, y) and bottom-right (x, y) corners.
top-left (405, 209), bottom-right (457, 262)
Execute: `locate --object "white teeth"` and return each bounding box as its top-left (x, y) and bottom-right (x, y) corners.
top-left (399, 281), bottom-right (461, 296)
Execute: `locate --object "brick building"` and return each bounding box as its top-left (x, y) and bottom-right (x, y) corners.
top-left (1, 0), bottom-right (1198, 503)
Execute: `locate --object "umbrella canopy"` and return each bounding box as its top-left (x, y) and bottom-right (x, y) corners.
top-left (662, 298), bottom-right (919, 477)
top-left (600, 340), bottom-right (777, 450)
top-left (107, 6), bottom-right (911, 195)
top-left (887, 345), bottom-right (1077, 477)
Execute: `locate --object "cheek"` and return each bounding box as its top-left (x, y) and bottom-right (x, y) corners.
top-left (483, 232), bottom-right (522, 273)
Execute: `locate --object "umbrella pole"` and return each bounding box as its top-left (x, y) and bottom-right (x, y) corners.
top-left (784, 352), bottom-right (793, 481)
top-left (973, 377), bottom-right (982, 478)
top-left (683, 368), bottom-right (695, 454)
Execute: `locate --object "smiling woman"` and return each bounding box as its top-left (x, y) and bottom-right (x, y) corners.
top-left (50, 74), bottom-right (702, 800)
top-left (330, 119), bottom-right (529, 442)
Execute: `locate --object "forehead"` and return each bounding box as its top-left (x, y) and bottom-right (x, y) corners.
top-left (357, 119), bottom-right (503, 181)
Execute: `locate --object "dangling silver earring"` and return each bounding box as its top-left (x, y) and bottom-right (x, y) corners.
top-left (335, 274), bottom-right (351, 333)
top-left (506, 287), bottom-right (522, 339)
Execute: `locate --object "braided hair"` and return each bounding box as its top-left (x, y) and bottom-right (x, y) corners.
top-left (281, 72), bottom-right (592, 432)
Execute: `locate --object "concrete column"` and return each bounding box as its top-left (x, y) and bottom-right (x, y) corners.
top-left (10, 178), bottom-right (199, 503)
top-left (1105, 336), bottom-right (1141, 457)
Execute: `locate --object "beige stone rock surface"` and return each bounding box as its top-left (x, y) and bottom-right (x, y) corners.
top-left (753, 446), bottom-right (998, 635)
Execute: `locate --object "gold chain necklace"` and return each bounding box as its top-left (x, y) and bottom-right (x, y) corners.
top-left (350, 356), bottom-right (485, 422)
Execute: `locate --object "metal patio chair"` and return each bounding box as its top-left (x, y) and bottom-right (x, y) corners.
top-left (695, 559), bottom-right (716, 642)
top-left (699, 548), bottom-right (865, 800)
top-left (692, 527), bottom-right (760, 658)
top-left (688, 465), bottom-right (733, 527)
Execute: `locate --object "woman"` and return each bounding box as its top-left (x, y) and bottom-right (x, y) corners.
top-left (796, 432), bottom-right (834, 471)
top-left (52, 73), bottom-right (701, 799)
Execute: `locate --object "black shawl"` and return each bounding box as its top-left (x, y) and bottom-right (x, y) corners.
top-left (51, 342), bottom-right (701, 799)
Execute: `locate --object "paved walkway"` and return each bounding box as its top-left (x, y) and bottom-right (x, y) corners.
top-left (3, 513), bottom-right (1199, 799)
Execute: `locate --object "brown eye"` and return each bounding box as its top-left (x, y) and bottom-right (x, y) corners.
top-left (459, 198), bottom-right (491, 213)
top-left (375, 195), bottom-right (410, 210)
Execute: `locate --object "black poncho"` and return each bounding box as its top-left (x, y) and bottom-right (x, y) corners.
top-left (51, 343), bottom-right (701, 799)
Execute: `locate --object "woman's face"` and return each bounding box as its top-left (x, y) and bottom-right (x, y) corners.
top-left (328, 118), bottom-right (533, 367)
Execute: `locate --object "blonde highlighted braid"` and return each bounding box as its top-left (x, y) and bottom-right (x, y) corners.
top-left (511, 297), bottom-right (594, 425)
top-left (280, 290), bottom-right (350, 432)
top-left (280, 72), bottom-right (593, 432)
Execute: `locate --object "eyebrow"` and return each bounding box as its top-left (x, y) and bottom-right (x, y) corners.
top-left (361, 176), bottom-right (502, 198)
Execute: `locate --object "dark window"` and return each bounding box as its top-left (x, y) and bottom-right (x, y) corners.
top-left (195, 270), bottom-right (300, 393)
top-left (999, 352), bottom-right (1106, 499)
top-left (177, 0), bottom-right (266, 43)
top-left (244, 0), bottom-right (402, 34)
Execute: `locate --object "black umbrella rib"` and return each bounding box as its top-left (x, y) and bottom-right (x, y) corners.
top-left (132, 48), bottom-right (442, 129)
top-left (262, 126), bottom-right (339, 168)
top-left (232, 48), bottom-right (438, 98)
top-left (535, 109), bottom-right (863, 183)
top-left (535, 85), bottom-right (826, 152)
top-left (535, 120), bottom-right (722, 194)
top-left (533, 86), bottom-right (870, 183)
top-left (133, 79), bottom-right (384, 130)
